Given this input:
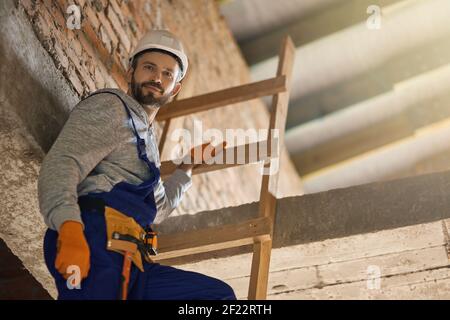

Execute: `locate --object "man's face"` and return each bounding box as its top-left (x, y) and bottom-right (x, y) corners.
top-left (127, 51), bottom-right (182, 107)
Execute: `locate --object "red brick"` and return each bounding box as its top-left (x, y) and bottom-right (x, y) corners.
top-left (42, 0), bottom-right (53, 11)
top-left (110, 61), bottom-right (127, 90)
top-left (98, 63), bottom-right (116, 88)
top-left (66, 45), bottom-right (97, 93)
top-left (54, 0), bottom-right (69, 13)
top-left (19, 0), bottom-right (40, 17)
top-left (93, 66), bottom-right (106, 88)
top-left (77, 32), bottom-right (96, 60)
top-left (48, 3), bottom-right (67, 30)
top-left (66, 45), bottom-right (82, 70)
top-left (84, 73), bottom-right (97, 93)
top-left (68, 31), bottom-right (83, 56)
top-left (39, 3), bottom-right (57, 29)
top-left (130, 36), bottom-right (138, 51)
top-left (97, 10), bottom-right (119, 49)
top-left (116, 43), bottom-right (130, 70)
top-left (109, 0), bottom-right (126, 27)
top-left (75, 0), bottom-right (86, 9)
top-left (33, 8), bottom-right (52, 41)
top-left (118, 0), bottom-right (131, 15)
top-left (99, 0), bottom-right (109, 10)
top-left (53, 42), bottom-right (69, 70)
top-left (126, 1), bottom-right (145, 33)
top-left (67, 68), bottom-right (84, 96)
top-left (118, 1), bottom-right (136, 38)
top-left (106, 4), bottom-right (131, 52)
top-left (84, 5), bottom-right (101, 32)
top-left (82, 21), bottom-right (111, 65)
top-left (99, 25), bottom-right (113, 54)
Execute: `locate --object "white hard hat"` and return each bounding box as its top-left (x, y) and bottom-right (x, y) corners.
top-left (129, 29), bottom-right (188, 80)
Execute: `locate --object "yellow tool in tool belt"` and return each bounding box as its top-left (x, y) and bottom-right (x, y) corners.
top-left (104, 206), bottom-right (158, 272)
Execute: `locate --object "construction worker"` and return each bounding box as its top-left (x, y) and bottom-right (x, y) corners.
top-left (38, 29), bottom-right (236, 300)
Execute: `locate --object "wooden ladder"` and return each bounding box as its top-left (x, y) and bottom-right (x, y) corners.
top-left (153, 36), bottom-right (295, 300)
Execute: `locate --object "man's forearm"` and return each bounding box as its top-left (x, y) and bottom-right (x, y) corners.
top-left (153, 168), bottom-right (192, 224)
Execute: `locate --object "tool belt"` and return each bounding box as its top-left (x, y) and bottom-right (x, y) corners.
top-left (78, 197), bottom-right (158, 272)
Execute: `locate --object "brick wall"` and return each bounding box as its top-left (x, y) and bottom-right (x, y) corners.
top-left (18, 0), bottom-right (304, 214)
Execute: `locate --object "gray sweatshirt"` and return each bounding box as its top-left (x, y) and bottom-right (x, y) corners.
top-left (38, 88), bottom-right (192, 231)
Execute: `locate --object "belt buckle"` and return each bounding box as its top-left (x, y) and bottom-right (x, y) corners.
top-left (144, 226), bottom-right (158, 256)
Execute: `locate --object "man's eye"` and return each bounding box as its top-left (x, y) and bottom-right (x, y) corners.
top-left (164, 72), bottom-right (173, 79)
top-left (144, 65), bottom-right (154, 70)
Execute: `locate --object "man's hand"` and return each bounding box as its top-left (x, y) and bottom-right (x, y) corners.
top-left (177, 141), bottom-right (227, 175)
top-left (55, 221), bottom-right (91, 280)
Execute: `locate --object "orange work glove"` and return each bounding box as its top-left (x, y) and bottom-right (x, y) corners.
top-left (55, 221), bottom-right (91, 280)
top-left (190, 141), bottom-right (227, 164)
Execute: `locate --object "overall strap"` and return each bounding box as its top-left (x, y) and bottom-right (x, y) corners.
top-left (84, 91), bottom-right (160, 179)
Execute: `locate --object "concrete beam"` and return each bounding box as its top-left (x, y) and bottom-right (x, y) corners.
top-left (241, 0), bottom-right (400, 65)
top-left (286, 35), bottom-right (450, 127)
top-left (156, 169), bottom-right (450, 265)
top-left (286, 64), bottom-right (450, 175)
top-left (385, 147), bottom-right (450, 182)
top-left (220, 0), bottom-right (339, 44)
top-left (302, 117), bottom-right (450, 193)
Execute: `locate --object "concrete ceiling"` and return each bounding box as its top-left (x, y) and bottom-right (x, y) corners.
top-left (221, 0), bottom-right (450, 193)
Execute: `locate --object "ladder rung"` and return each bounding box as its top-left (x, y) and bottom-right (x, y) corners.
top-left (155, 75), bottom-right (287, 121)
top-left (159, 140), bottom-right (276, 178)
top-left (153, 217), bottom-right (272, 261)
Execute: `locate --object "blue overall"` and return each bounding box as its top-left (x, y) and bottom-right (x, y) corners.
top-left (43, 91), bottom-right (236, 300)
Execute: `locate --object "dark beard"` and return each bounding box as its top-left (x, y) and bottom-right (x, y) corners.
top-left (131, 78), bottom-right (171, 107)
